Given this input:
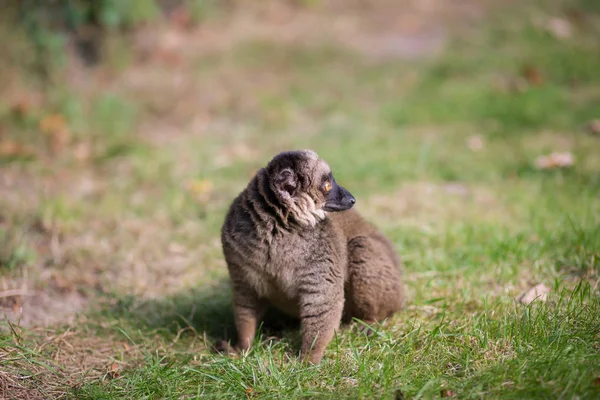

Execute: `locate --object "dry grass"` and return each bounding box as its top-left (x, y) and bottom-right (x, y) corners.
top-left (0, 323), bottom-right (144, 399)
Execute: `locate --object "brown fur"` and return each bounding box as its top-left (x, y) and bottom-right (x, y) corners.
top-left (221, 150), bottom-right (404, 364)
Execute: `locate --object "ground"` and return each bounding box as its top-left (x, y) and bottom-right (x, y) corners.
top-left (1, 0), bottom-right (599, 399)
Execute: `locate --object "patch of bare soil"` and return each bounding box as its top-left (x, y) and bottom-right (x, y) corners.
top-left (0, 158), bottom-right (226, 327)
top-left (135, 0), bottom-right (486, 60)
top-left (1, 290), bottom-right (87, 327)
top-left (0, 169), bottom-right (106, 327)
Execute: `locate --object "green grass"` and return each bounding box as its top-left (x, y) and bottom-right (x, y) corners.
top-left (8, 282), bottom-right (597, 399)
top-left (1, 0), bottom-right (600, 398)
top-left (0, 229), bottom-right (34, 273)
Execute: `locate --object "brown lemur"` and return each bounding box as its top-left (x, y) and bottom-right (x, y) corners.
top-left (221, 150), bottom-right (404, 364)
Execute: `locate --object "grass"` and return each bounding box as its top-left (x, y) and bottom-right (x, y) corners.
top-left (1, 0), bottom-right (600, 398)
top-left (0, 229), bottom-right (34, 273)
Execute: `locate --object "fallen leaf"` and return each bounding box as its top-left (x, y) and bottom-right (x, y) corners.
top-left (535, 152), bottom-right (574, 169)
top-left (516, 283), bottom-right (550, 305)
top-left (39, 114), bottom-right (66, 134)
top-left (245, 387), bottom-right (254, 397)
top-left (546, 17), bottom-right (572, 39)
top-left (467, 135), bottom-right (484, 151)
top-left (108, 362), bottom-right (120, 378)
top-left (10, 100), bottom-right (31, 118)
top-left (0, 140), bottom-right (35, 158)
top-left (12, 296), bottom-right (22, 313)
top-left (52, 273), bottom-right (75, 292)
top-left (156, 49), bottom-right (184, 67)
top-left (522, 65), bottom-right (544, 86)
top-left (186, 179), bottom-right (213, 202)
top-left (170, 6), bottom-right (193, 30)
top-left (0, 140), bottom-right (20, 156)
top-left (39, 114), bottom-right (70, 153)
top-left (441, 389), bottom-right (456, 397)
top-left (565, 8), bottom-right (587, 27)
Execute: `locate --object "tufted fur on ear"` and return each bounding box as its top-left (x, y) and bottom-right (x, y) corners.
top-left (274, 168), bottom-right (298, 201)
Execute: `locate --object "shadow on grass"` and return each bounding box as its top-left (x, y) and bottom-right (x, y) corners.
top-left (103, 280), bottom-right (300, 348)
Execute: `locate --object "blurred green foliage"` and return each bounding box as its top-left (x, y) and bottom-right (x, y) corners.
top-left (0, 229), bottom-right (33, 273)
top-left (11, 0), bottom-right (220, 76)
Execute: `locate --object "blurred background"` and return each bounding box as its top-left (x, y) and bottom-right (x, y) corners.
top-left (0, 0), bottom-right (599, 327)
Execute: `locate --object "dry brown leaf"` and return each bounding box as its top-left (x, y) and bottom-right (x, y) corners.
top-left (186, 179), bottom-right (214, 202)
top-left (39, 114), bottom-right (70, 153)
top-left (0, 140), bottom-right (20, 156)
top-left (12, 297), bottom-right (22, 314)
top-left (156, 50), bottom-right (184, 67)
top-left (0, 140), bottom-right (34, 158)
top-left (39, 114), bottom-right (66, 134)
top-left (565, 9), bottom-right (587, 27)
top-left (170, 6), bottom-right (193, 30)
top-left (52, 273), bottom-right (75, 293)
top-left (522, 65), bottom-right (544, 86)
top-left (10, 100), bottom-right (31, 118)
top-left (516, 283), bottom-right (550, 305)
top-left (108, 362), bottom-right (120, 378)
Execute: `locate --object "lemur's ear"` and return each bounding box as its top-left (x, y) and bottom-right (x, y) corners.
top-left (275, 168), bottom-right (298, 200)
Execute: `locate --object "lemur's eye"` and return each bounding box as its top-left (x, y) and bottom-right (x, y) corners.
top-left (323, 180), bottom-right (331, 192)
